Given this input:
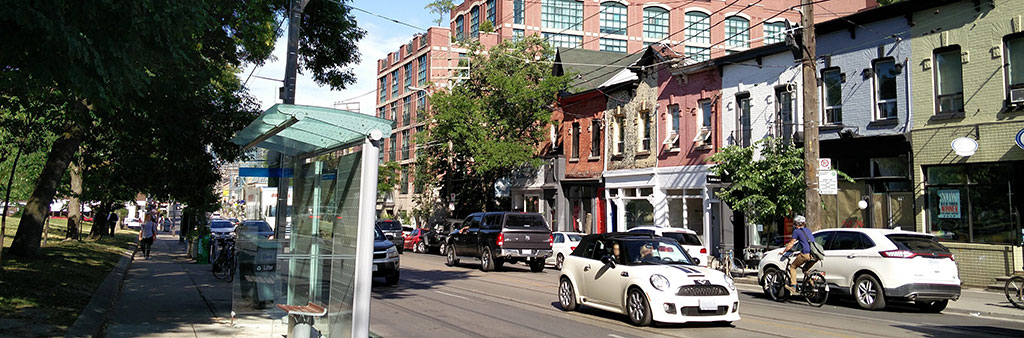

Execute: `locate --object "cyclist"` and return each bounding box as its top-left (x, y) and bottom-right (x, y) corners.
top-left (780, 215), bottom-right (817, 294)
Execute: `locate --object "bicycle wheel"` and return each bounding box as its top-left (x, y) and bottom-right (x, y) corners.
top-left (803, 272), bottom-right (829, 307)
top-left (766, 269), bottom-right (789, 302)
top-left (225, 254), bottom-right (235, 283)
top-left (212, 255), bottom-right (230, 281)
top-left (729, 257), bottom-right (746, 277)
top-left (1006, 276), bottom-right (1024, 309)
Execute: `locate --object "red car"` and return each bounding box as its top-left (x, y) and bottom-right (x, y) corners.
top-left (402, 228), bottom-right (429, 253)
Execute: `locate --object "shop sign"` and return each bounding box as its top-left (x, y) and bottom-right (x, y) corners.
top-left (1016, 128), bottom-right (1024, 151)
top-left (818, 170), bottom-right (838, 195)
top-left (937, 189), bottom-right (961, 219)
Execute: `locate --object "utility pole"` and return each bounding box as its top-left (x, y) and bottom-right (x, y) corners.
top-left (800, 0), bottom-right (821, 231)
top-left (271, 0), bottom-right (309, 241)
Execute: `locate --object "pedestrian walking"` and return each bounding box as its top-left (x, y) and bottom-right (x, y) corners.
top-left (139, 212), bottom-right (158, 259)
top-left (107, 211), bottom-right (119, 235)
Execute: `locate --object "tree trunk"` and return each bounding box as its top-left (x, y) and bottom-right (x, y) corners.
top-left (0, 147), bottom-right (23, 267)
top-left (66, 159), bottom-right (83, 241)
top-left (8, 120), bottom-right (85, 257)
top-left (89, 202), bottom-right (108, 240)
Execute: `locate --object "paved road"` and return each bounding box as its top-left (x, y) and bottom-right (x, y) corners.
top-left (369, 252), bottom-right (1024, 338)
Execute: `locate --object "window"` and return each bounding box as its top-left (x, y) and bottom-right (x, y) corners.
top-left (400, 167), bottom-right (409, 194)
top-left (764, 21), bottom-right (787, 45)
top-left (934, 46), bottom-right (964, 114)
top-left (698, 99), bottom-right (713, 145)
top-left (541, 0), bottom-right (582, 30)
top-left (600, 38), bottom-right (627, 53)
top-left (643, 7), bottom-right (669, 39)
top-left (553, 233), bottom-right (564, 243)
top-left (514, 0), bottom-right (525, 24)
top-left (684, 11), bottom-right (710, 45)
top-left (389, 137), bottom-right (396, 161)
top-left (827, 231), bottom-right (871, 250)
top-left (873, 58), bottom-right (898, 119)
top-left (667, 105), bottom-right (680, 149)
top-left (379, 77), bottom-right (387, 103)
top-left (390, 102), bottom-right (397, 123)
top-left (1007, 34), bottom-right (1024, 103)
top-left (403, 97), bottom-right (411, 125)
top-left (420, 35), bottom-right (428, 48)
top-left (513, 29), bottom-right (525, 41)
top-left (685, 46), bottom-right (710, 63)
top-left (417, 91), bottom-right (426, 111)
top-left (390, 70), bottom-right (399, 98)
top-left (378, 106), bottom-right (386, 120)
top-left (456, 15), bottom-right (464, 41)
top-left (396, 132), bottom-right (403, 161)
top-left (471, 6), bottom-right (480, 38)
top-left (401, 130), bottom-right (410, 160)
top-left (822, 67), bottom-right (843, 124)
top-left (725, 16), bottom-right (749, 49)
top-left (639, 110), bottom-right (653, 152)
top-left (613, 115), bottom-right (624, 154)
top-left (543, 32), bottom-right (582, 48)
top-left (570, 122), bottom-right (580, 159)
top-left (600, 2), bottom-right (627, 35)
top-left (487, 0), bottom-right (495, 25)
top-left (736, 93), bottom-right (751, 147)
top-left (406, 42), bottom-right (413, 56)
top-left (590, 120), bottom-right (601, 157)
top-left (775, 87), bottom-right (794, 144)
top-left (417, 55), bottom-right (427, 85)
top-left (925, 162), bottom-right (1021, 244)
top-left (403, 63), bottom-right (413, 92)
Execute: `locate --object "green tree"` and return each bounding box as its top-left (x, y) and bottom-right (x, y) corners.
top-left (378, 161), bottom-right (401, 199)
top-left (1, 0), bottom-right (365, 257)
top-left (708, 138), bottom-right (807, 233)
top-left (479, 20), bottom-right (494, 33)
top-left (425, 0), bottom-right (456, 26)
top-left (417, 36), bottom-right (571, 217)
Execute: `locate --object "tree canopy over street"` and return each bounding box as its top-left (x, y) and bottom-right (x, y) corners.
top-left (0, 0), bottom-right (365, 257)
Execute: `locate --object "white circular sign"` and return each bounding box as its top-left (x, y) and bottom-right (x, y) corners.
top-left (951, 137), bottom-right (978, 157)
top-left (1017, 128), bottom-right (1024, 150)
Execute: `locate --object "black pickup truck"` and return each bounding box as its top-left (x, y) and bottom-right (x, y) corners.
top-left (444, 212), bottom-right (552, 272)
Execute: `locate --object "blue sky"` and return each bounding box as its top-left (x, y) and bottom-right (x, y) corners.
top-left (238, 0), bottom-right (444, 114)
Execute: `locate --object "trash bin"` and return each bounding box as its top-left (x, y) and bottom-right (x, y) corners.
top-left (197, 234), bottom-right (211, 264)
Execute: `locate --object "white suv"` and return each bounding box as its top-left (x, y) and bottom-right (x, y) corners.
top-left (628, 226), bottom-right (708, 267)
top-left (757, 228), bottom-right (960, 312)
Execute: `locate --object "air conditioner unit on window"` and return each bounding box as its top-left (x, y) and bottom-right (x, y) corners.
top-left (1010, 87), bottom-right (1024, 104)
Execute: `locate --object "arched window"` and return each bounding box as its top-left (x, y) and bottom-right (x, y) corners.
top-left (764, 21), bottom-right (787, 45)
top-left (684, 11), bottom-right (710, 45)
top-left (456, 15), bottom-right (465, 41)
top-left (725, 16), bottom-right (750, 49)
top-left (471, 6), bottom-right (480, 38)
top-left (643, 7), bottom-right (669, 39)
top-left (600, 2), bottom-right (628, 35)
top-left (541, 0), bottom-right (583, 30)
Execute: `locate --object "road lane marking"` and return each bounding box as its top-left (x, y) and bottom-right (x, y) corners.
top-left (608, 334), bottom-right (626, 338)
top-left (435, 290), bottom-right (472, 301)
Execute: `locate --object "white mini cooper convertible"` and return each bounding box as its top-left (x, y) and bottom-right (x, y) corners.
top-left (558, 233), bottom-right (740, 326)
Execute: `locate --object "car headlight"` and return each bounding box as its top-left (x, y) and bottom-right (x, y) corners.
top-left (650, 274), bottom-right (670, 291)
top-left (725, 275), bottom-right (736, 291)
top-left (386, 246), bottom-right (399, 259)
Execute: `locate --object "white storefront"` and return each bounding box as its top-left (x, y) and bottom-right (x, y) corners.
top-left (603, 168), bottom-right (656, 232)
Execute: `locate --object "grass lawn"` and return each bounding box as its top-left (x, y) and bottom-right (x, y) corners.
top-left (0, 216), bottom-right (137, 337)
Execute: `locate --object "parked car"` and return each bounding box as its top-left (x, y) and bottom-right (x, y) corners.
top-left (402, 225), bottom-right (414, 238)
top-left (445, 212), bottom-right (552, 272)
top-left (558, 233), bottom-right (740, 326)
top-left (403, 228), bottom-right (428, 253)
top-left (548, 232), bottom-right (583, 270)
top-left (236, 220), bottom-right (274, 240)
top-left (628, 226), bottom-right (708, 267)
top-left (757, 228), bottom-right (960, 312)
top-left (373, 226), bottom-right (401, 286)
top-left (424, 219), bottom-right (460, 255)
top-left (126, 218), bottom-right (142, 230)
top-left (210, 219), bottom-right (236, 239)
top-left (376, 219), bottom-right (405, 253)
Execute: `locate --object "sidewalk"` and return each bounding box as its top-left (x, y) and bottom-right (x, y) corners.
top-left (103, 232), bottom-right (283, 337)
top-left (735, 276), bottom-right (1024, 321)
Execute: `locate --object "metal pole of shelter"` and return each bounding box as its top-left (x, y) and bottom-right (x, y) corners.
top-left (352, 132), bottom-right (383, 338)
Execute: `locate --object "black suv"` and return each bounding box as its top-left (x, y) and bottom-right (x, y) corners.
top-left (376, 219), bottom-right (405, 253)
top-left (445, 212), bottom-right (552, 272)
top-left (423, 218), bottom-right (461, 255)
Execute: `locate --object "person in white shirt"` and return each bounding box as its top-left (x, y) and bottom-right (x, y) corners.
top-left (139, 212), bottom-right (158, 259)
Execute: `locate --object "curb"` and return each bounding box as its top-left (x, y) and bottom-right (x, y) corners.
top-left (944, 306), bottom-right (1024, 322)
top-left (65, 241), bottom-right (138, 338)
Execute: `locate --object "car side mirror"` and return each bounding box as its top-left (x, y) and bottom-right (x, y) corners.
top-left (692, 258), bottom-right (700, 266)
top-left (385, 234), bottom-right (395, 240)
top-left (601, 255), bottom-right (616, 268)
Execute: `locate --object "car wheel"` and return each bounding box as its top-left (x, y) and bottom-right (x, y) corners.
top-left (480, 247), bottom-right (494, 272)
top-left (762, 266), bottom-right (780, 298)
top-left (915, 300), bottom-right (948, 313)
top-left (445, 244), bottom-right (459, 267)
top-left (558, 277), bottom-right (578, 311)
top-left (439, 243), bottom-right (447, 256)
top-left (529, 258), bottom-right (544, 272)
top-left (385, 270), bottom-right (400, 286)
top-left (416, 242), bottom-right (426, 254)
top-left (555, 253), bottom-right (565, 270)
top-left (854, 274), bottom-right (886, 310)
top-left (626, 288), bottom-right (652, 326)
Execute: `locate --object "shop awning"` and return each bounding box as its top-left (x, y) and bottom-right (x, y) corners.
top-left (230, 104), bottom-right (393, 157)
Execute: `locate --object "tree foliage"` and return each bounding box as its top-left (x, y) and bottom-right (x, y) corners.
top-left (708, 138), bottom-right (807, 228)
top-left (416, 36), bottom-right (571, 217)
top-left (425, 0), bottom-right (456, 26)
top-left (377, 161), bottom-right (401, 198)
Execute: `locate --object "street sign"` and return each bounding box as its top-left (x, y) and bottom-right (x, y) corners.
top-left (1016, 128), bottom-right (1024, 151)
top-left (817, 158), bottom-right (832, 171)
top-left (819, 170), bottom-right (838, 195)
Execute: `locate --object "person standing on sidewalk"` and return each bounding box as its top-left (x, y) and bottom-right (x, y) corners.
top-left (139, 212), bottom-right (158, 259)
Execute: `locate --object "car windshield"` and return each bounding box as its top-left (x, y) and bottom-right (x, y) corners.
top-left (504, 214), bottom-right (547, 230)
top-left (886, 234), bottom-right (951, 254)
top-left (374, 228), bottom-right (386, 241)
top-left (567, 234), bottom-right (583, 242)
top-left (377, 220), bottom-right (402, 231)
top-left (622, 239), bottom-right (694, 265)
top-left (243, 221), bottom-right (273, 233)
top-left (663, 232), bottom-right (702, 246)
top-left (211, 221), bottom-right (233, 229)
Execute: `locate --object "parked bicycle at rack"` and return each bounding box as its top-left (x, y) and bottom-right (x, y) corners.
top-left (212, 237), bottom-right (236, 282)
top-left (764, 251), bottom-right (829, 307)
top-left (709, 246), bottom-right (746, 278)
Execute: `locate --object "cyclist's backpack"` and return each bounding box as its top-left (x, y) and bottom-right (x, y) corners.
top-left (805, 228), bottom-right (825, 261)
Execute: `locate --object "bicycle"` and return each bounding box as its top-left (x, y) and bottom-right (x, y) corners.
top-left (212, 237), bottom-right (236, 282)
top-left (709, 246), bottom-right (746, 278)
top-left (764, 251), bottom-right (829, 307)
top-left (1006, 268), bottom-right (1024, 309)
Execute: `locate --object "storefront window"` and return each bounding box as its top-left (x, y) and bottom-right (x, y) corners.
top-left (926, 162), bottom-right (1021, 244)
top-left (625, 199), bottom-right (653, 229)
